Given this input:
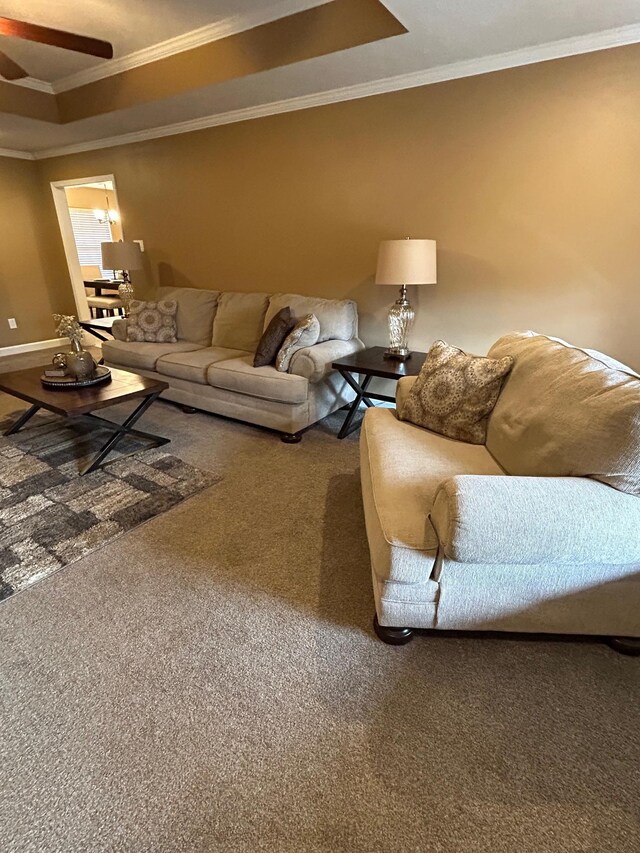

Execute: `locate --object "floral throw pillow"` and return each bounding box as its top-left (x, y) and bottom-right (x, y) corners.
top-left (126, 299), bottom-right (178, 343)
top-left (398, 340), bottom-right (514, 444)
top-left (276, 314), bottom-right (320, 372)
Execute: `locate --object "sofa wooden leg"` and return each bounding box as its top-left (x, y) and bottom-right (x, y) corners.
top-left (181, 406), bottom-right (197, 414)
top-left (373, 614), bottom-right (414, 645)
top-left (606, 637), bottom-right (640, 656)
top-left (281, 432), bottom-right (302, 444)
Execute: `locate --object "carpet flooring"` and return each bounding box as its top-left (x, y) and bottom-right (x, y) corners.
top-left (0, 386), bottom-right (638, 852)
top-left (0, 411), bottom-right (219, 600)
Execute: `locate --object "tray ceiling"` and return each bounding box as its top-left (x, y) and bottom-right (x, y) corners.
top-left (0, 0), bottom-right (312, 82)
top-left (1, 0), bottom-right (640, 159)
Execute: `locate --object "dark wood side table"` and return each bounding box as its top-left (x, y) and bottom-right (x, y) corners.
top-left (332, 346), bottom-right (427, 439)
top-left (79, 315), bottom-right (118, 342)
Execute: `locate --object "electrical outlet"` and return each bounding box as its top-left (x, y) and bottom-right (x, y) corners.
top-left (8, 318), bottom-right (17, 329)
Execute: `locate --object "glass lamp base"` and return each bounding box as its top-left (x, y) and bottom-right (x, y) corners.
top-left (118, 280), bottom-right (135, 317)
top-left (386, 285), bottom-right (415, 361)
top-left (383, 347), bottom-right (412, 361)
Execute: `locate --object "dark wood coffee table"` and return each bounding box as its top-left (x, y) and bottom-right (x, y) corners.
top-left (0, 366), bottom-right (169, 475)
top-left (332, 346), bottom-right (428, 438)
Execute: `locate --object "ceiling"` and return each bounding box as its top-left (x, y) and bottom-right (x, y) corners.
top-left (0, 0), bottom-right (328, 82)
top-left (2, 0), bottom-right (640, 159)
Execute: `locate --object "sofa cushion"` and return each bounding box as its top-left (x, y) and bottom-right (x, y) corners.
top-left (159, 286), bottom-right (219, 345)
top-left (211, 292), bottom-right (270, 352)
top-left (207, 355), bottom-right (308, 404)
top-left (264, 293), bottom-right (358, 343)
top-left (361, 407), bottom-right (504, 554)
top-left (102, 339), bottom-right (202, 371)
top-left (111, 317), bottom-right (127, 342)
top-left (156, 347), bottom-right (250, 385)
top-left (487, 331), bottom-right (640, 496)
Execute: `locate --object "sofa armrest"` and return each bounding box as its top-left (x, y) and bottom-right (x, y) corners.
top-left (396, 375), bottom-right (417, 410)
top-left (289, 337), bottom-right (365, 383)
top-left (111, 318), bottom-right (128, 341)
top-left (431, 475), bottom-right (640, 565)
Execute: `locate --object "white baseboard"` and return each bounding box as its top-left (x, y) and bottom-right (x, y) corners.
top-left (0, 337), bottom-right (69, 357)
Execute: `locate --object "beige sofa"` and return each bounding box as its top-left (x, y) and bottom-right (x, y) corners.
top-left (102, 287), bottom-right (364, 440)
top-left (360, 331), bottom-right (640, 653)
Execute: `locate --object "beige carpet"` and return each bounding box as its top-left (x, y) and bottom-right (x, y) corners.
top-left (0, 384), bottom-right (638, 853)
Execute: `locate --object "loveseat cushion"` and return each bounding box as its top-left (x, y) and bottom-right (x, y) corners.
top-left (207, 355), bottom-right (308, 404)
top-left (156, 347), bottom-right (250, 385)
top-left (101, 339), bottom-right (202, 371)
top-left (487, 331), bottom-right (640, 496)
top-left (361, 407), bottom-right (504, 556)
top-left (211, 292), bottom-right (270, 352)
top-left (263, 293), bottom-right (358, 343)
top-left (158, 287), bottom-right (219, 345)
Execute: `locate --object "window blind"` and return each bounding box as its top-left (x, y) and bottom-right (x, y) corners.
top-left (69, 208), bottom-right (113, 278)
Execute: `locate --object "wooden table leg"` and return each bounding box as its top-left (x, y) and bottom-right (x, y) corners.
top-left (337, 372), bottom-right (374, 439)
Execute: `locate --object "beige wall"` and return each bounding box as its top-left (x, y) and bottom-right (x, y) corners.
top-left (6, 43), bottom-right (640, 367)
top-left (0, 158), bottom-right (70, 348)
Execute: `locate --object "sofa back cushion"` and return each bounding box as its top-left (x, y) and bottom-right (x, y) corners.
top-left (159, 286), bottom-right (219, 345)
top-left (263, 293), bottom-right (358, 343)
top-left (486, 331), bottom-right (640, 496)
top-left (211, 291), bottom-right (270, 352)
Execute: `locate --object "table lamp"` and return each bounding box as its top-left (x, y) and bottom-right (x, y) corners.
top-left (101, 240), bottom-right (143, 316)
top-left (375, 237), bottom-right (437, 360)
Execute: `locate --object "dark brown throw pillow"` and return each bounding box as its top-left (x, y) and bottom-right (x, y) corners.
top-left (253, 306), bottom-right (294, 367)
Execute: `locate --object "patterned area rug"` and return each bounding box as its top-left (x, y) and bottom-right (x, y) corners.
top-left (0, 411), bottom-right (221, 601)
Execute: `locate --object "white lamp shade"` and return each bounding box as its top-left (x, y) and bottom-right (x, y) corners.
top-left (101, 241), bottom-right (143, 271)
top-left (375, 238), bottom-right (437, 285)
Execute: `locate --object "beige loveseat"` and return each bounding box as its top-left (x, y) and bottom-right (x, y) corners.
top-left (360, 331), bottom-right (640, 653)
top-left (102, 287), bottom-right (364, 440)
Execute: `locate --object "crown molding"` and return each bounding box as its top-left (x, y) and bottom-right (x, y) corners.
top-left (50, 0), bottom-right (331, 93)
top-left (8, 77), bottom-right (55, 94)
top-left (26, 20), bottom-right (640, 161)
top-left (2, 0), bottom-right (328, 97)
top-left (0, 147), bottom-right (36, 160)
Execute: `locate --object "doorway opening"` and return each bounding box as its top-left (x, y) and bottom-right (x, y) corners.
top-left (50, 175), bottom-right (124, 321)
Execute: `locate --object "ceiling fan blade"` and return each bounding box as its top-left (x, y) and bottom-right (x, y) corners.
top-left (0, 48), bottom-right (28, 80)
top-left (0, 17), bottom-right (113, 59)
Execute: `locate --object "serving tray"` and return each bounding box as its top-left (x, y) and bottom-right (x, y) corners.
top-left (40, 365), bottom-right (112, 390)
